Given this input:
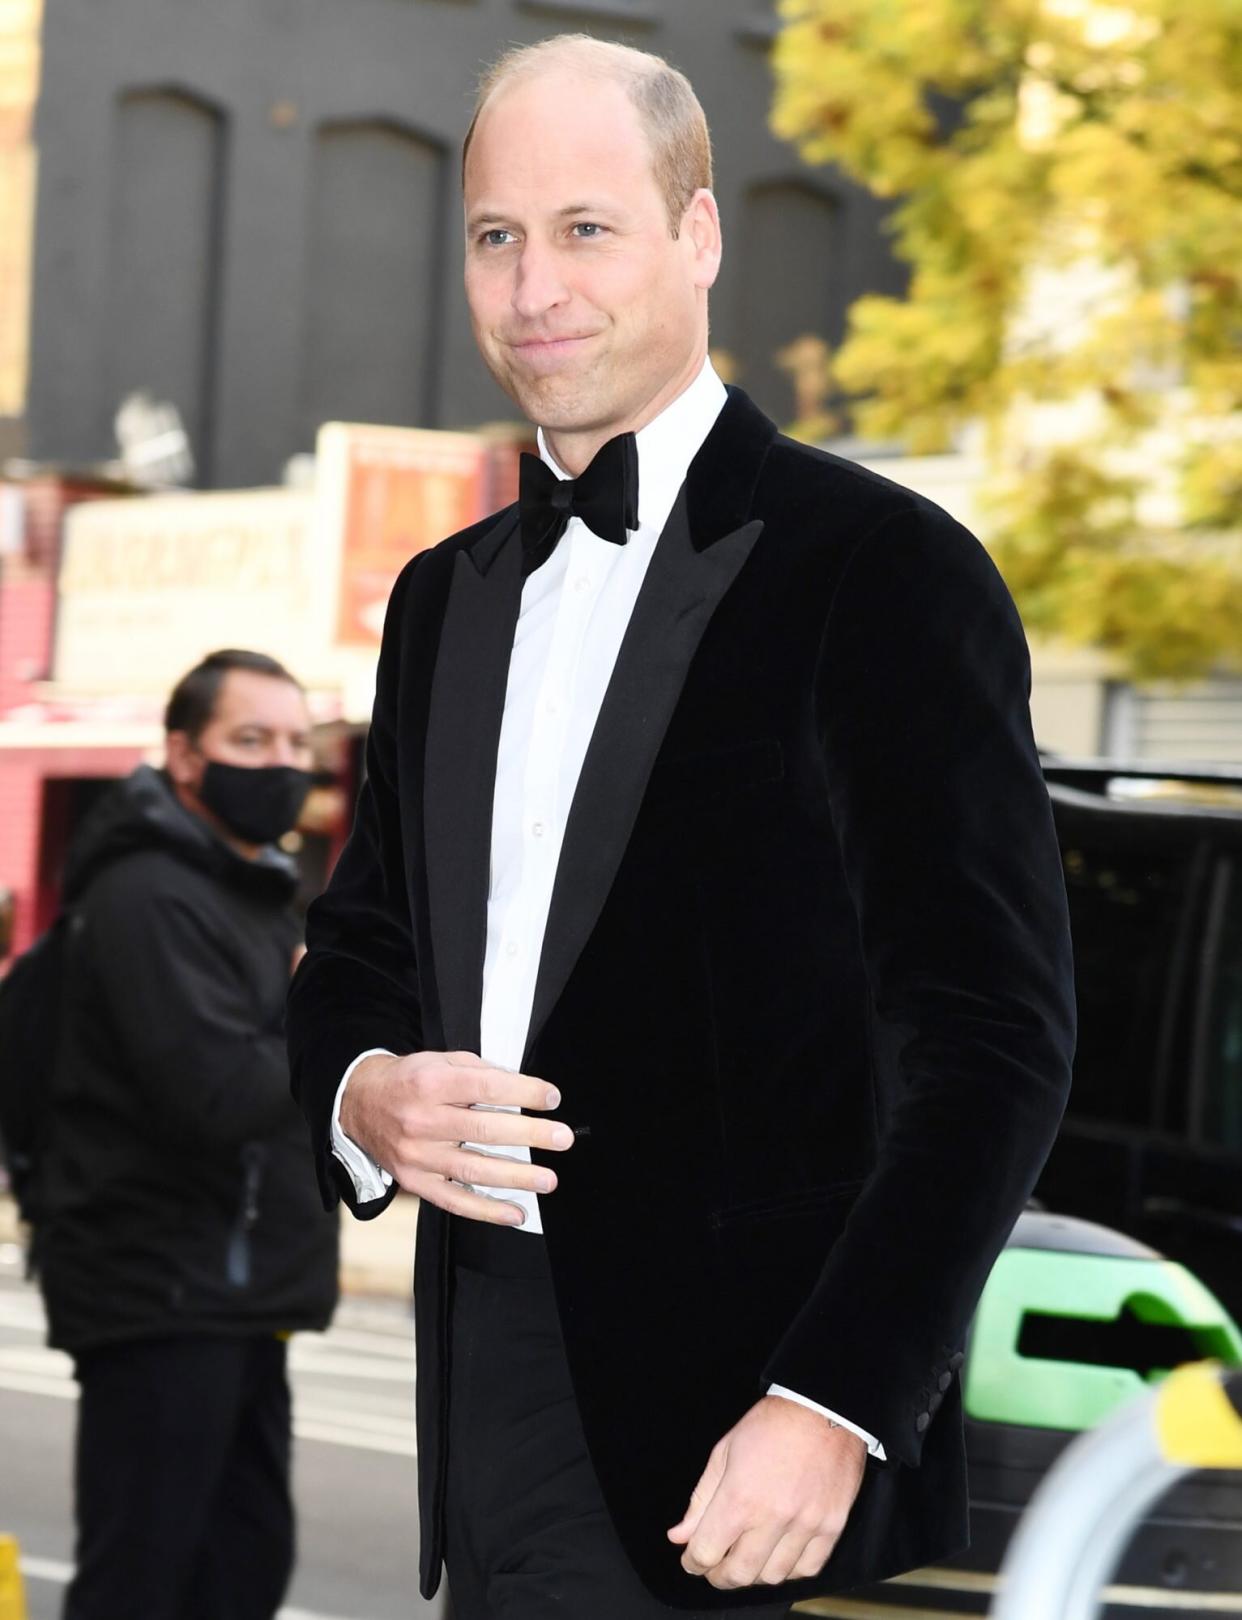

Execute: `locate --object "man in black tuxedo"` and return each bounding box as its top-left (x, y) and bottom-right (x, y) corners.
top-left (287, 33), bottom-right (1075, 1618)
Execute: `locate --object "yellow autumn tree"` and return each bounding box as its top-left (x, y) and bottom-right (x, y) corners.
top-left (771, 0), bottom-right (1242, 679)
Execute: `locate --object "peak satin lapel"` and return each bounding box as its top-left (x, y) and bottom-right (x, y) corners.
top-left (524, 495), bottom-right (765, 1063)
top-left (423, 517), bottom-right (523, 1052)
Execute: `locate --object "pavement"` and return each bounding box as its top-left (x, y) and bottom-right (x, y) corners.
top-left (0, 1188), bottom-right (420, 1302)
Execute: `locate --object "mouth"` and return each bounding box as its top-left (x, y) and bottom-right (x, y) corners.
top-left (508, 334), bottom-right (599, 372)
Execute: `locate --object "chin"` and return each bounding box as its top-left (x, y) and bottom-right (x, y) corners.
top-left (489, 349), bottom-right (609, 427)
top-left (512, 379), bottom-right (611, 435)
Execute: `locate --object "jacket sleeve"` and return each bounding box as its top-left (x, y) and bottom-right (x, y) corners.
top-left (286, 553), bottom-right (427, 1216)
top-left (83, 874), bottom-right (296, 1148)
top-left (761, 502), bottom-right (1076, 1468)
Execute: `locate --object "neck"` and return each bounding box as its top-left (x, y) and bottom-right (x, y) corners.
top-left (542, 346), bottom-right (708, 477)
top-left (173, 782), bottom-right (262, 862)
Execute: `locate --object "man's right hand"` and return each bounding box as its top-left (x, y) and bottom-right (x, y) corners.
top-left (339, 1051), bottom-right (573, 1224)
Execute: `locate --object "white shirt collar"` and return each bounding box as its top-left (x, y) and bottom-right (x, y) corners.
top-left (536, 358), bottom-right (728, 534)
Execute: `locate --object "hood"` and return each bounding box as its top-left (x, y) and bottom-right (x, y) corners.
top-left (63, 764), bottom-right (300, 905)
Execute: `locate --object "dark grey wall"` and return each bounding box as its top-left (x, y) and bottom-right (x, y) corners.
top-left (28, 0), bottom-right (906, 488)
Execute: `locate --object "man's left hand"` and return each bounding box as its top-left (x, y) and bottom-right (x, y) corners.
top-left (667, 1394), bottom-right (867, 1590)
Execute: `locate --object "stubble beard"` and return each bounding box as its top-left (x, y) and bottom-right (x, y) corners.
top-left (485, 339), bottom-right (624, 438)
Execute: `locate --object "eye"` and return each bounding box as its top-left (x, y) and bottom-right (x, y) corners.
top-left (571, 222), bottom-right (606, 239)
top-left (480, 228), bottom-right (515, 247)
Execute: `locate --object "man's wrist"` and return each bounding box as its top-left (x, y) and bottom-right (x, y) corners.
top-left (337, 1048), bottom-right (397, 1148)
top-left (331, 1050), bottom-right (395, 1202)
top-left (765, 1385), bottom-right (886, 1461)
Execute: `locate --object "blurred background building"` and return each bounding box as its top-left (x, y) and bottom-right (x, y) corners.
top-left (14, 0), bottom-right (906, 482)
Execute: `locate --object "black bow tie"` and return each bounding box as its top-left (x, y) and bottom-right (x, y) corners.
top-left (518, 432), bottom-right (639, 577)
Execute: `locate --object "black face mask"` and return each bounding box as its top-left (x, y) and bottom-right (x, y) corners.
top-left (198, 760), bottom-right (314, 847)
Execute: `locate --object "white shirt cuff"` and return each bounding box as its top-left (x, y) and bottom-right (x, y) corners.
top-left (766, 1384), bottom-right (887, 1461)
top-left (331, 1049), bottom-right (396, 1204)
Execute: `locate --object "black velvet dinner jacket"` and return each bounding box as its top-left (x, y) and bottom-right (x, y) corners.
top-left (287, 388), bottom-right (1076, 1610)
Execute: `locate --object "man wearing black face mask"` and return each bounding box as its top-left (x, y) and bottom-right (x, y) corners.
top-left (36, 648), bottom-right (339, 1620)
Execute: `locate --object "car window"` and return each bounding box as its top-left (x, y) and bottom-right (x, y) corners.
top-left (1061, 840), bottom-right (1198, 1129)
top-left (1196, 857), bottom-right (1242, 1152)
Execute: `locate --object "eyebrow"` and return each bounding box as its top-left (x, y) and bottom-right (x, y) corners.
top-left (231, 724), bottom-right (310, 742)
top-left (467, 201), bottom-right (621, 231)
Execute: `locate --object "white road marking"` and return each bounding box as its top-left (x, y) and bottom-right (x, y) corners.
top-left (0, 1297), bottom-right (45, 1332)
top-left (288, 1349), bottom-right (415, 1382)
top-left (0, 1300), bottom-right (418, 1456)
top-left (0, 1371), bottom-right (417, 1455)
top-left (293, 1420), bottom-right (417, 1458)
top-left (13, 1555), bottom-right (72, 1584)
top-left (0, 1369), bottom-right (72, 1400)
top-left (0, 1346), bottom-right (72, 1375)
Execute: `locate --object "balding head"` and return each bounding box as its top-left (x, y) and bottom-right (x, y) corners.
top-left (463, 35), bottom-right (712, 238)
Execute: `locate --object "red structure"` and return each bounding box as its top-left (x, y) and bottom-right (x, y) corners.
top-left (0, 470), bottom-right (141, 958)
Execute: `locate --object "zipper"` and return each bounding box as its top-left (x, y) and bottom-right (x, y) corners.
top-left (226, 1141), bottom-right (267, 1288)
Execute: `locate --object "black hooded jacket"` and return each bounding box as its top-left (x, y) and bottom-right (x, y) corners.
top-left (39, 765), bottom-right (338, 1352)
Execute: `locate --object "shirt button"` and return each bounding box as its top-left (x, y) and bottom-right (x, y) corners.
top-left (531, 821), bottom-right (545, 839)
top-left (574, 576), bottom-right (591, 593)
top-left (505, 941), bottom-right (519, 957)
top-left (545, 699), bottom-right (559, 715)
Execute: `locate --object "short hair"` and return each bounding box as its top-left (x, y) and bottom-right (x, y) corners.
top-left (164, 650), bottom-right (302, 741)
top-left (462, 35), bottom-right (713, 237)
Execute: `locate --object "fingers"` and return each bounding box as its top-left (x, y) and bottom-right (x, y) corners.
top-left (755, 1526), bottom-right (827, 1587)
top-left (350, 1050), bottom-right (575, 1180)
top-left (431, 1057), bottom-right (561, 1113)
top-left (666, 1484), bottom-right (706, 1546)
top-left (687, 1515), bottom-right (838, 1591)
top-left (679, 1483), bottom-right (746, 1580)
top-left (668, 1441), bottom-right (726, 1548)
top-left (674, 1456), bottom-right (738, 1575)
top-left (787, 1533), bottom-right (836, 1582)
top-left (448, 1107), bottom-right (574, 1154)
top-left (701, 1525), bottom-right (785, 1591)
top-left (390, 1137), bottom-right (564, 1199)
top-left (406, 1055), bottom-right (574, 1151)
top-left (405, 1169), bottom-right (531, 1226)
top-left (447, 1147), bottom-right (559, 1194)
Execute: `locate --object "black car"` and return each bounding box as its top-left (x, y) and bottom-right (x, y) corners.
top-left (1036, 757), bottom-right (1242, 1329)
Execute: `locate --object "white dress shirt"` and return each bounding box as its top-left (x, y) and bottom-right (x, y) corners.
top-left (331, 359), bottom-right (885, 1461)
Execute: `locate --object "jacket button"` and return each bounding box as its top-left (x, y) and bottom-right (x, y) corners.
top-left (915, 1412), bottom-right (930, 1432)
top-left (949, 1351), bottom-right (965, 1370)
top-left (938, 1371), bottom-right (952, 1392)
top-left (928, 1390), bottom-right (943, 1413)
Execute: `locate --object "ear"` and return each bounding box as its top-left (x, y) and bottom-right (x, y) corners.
top-left (164, 730), bottom-right (198, 788)
top-left (684, 188), bottom-right (722, 292)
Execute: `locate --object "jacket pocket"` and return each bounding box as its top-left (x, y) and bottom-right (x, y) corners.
top-left (709, 1179), bottom-right (864, 1231)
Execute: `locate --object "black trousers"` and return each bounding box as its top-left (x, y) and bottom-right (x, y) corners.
top-left (64, 1334), bottom-right (294, 1620)
top-left (444, 1219), bottom-right (790, 1620)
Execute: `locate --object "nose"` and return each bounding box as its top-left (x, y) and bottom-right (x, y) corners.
top-left (511, 239), bottom-right (570, 322)
top-left (271, 736), bottom-right (302, 768)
